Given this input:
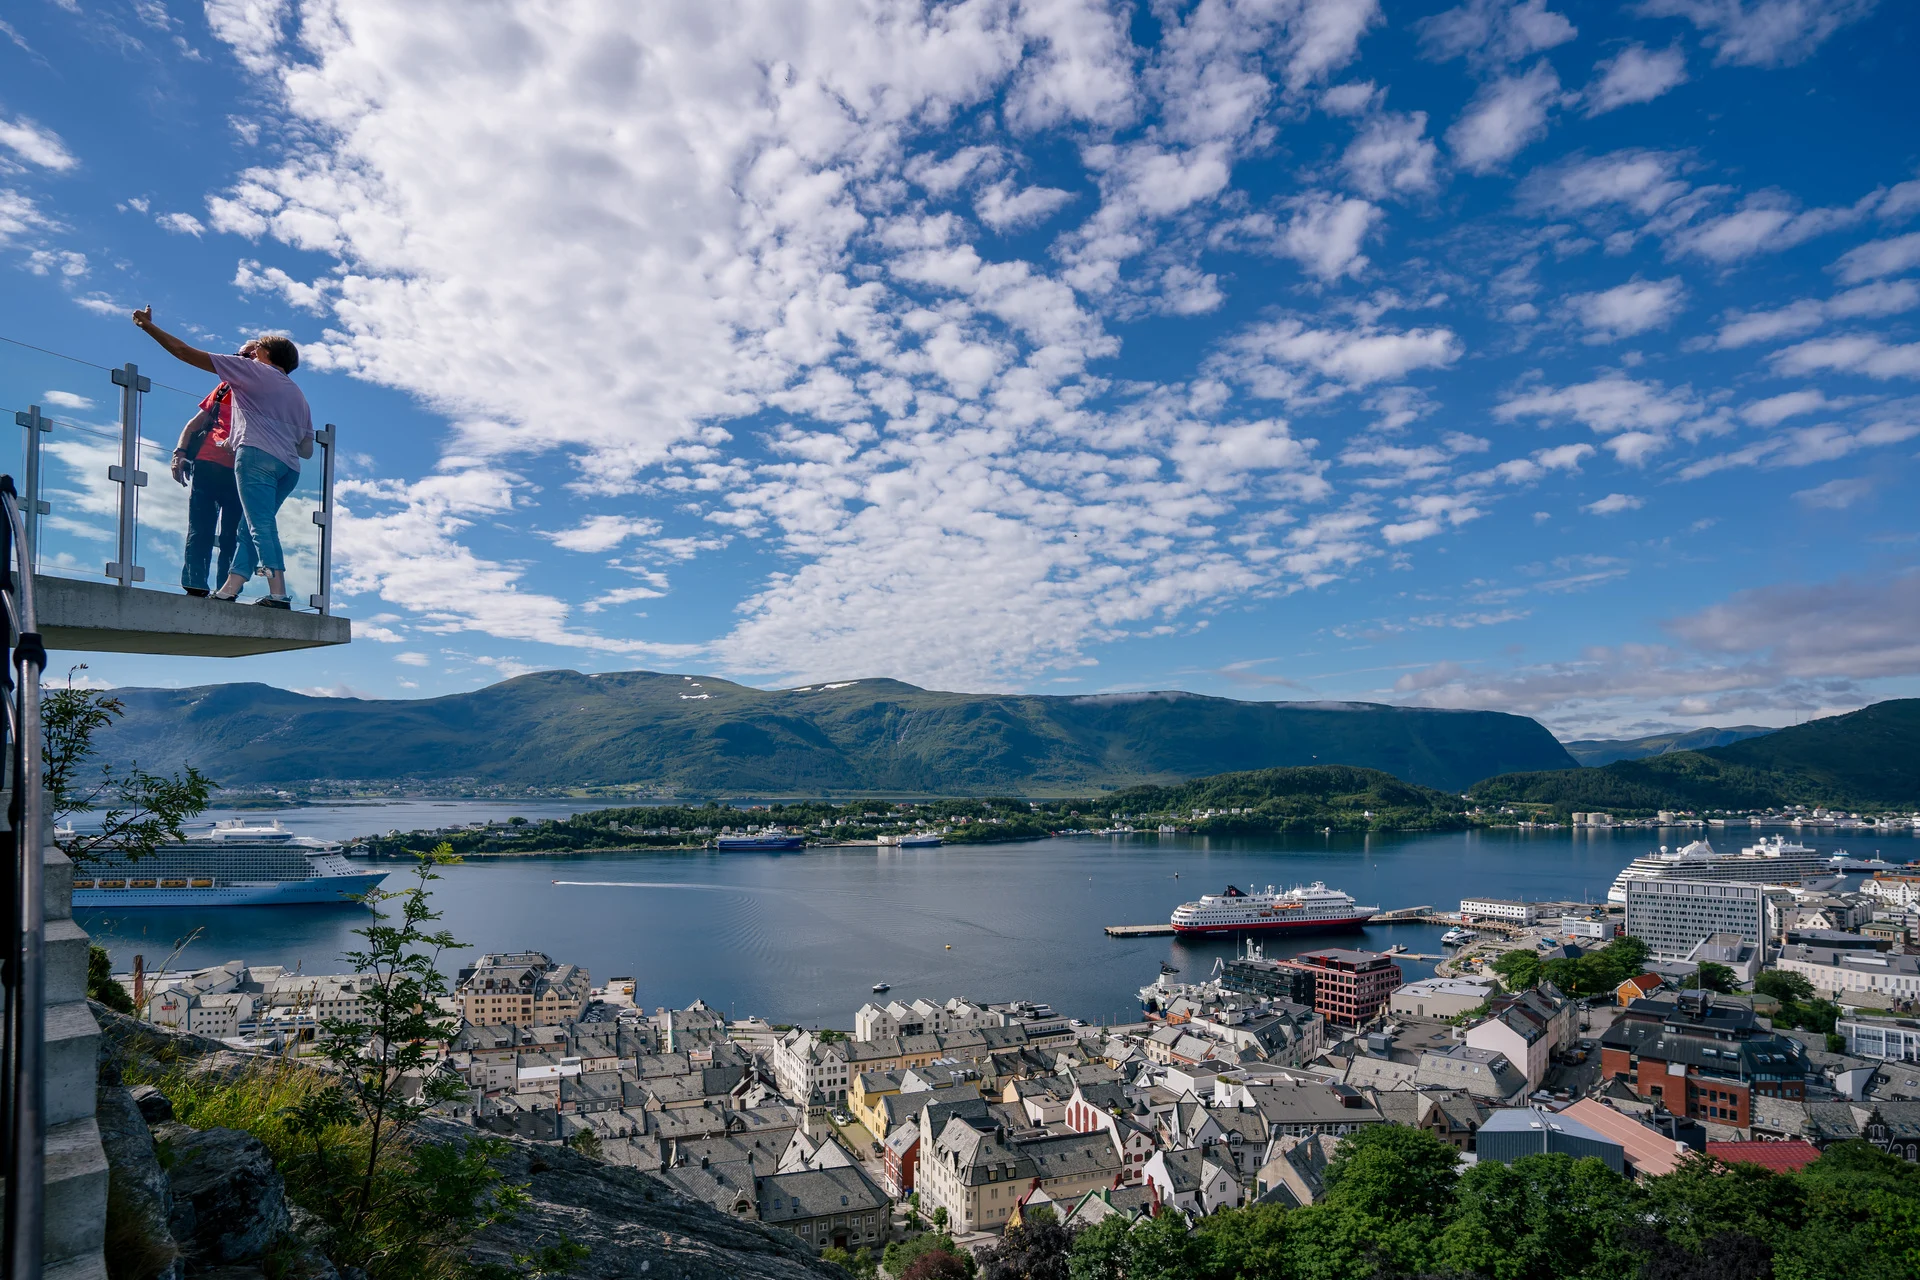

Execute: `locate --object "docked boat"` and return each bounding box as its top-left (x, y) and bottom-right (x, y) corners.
top-left (1606, 835), bottom-right (1829, 904)
top-left (1440, 927), bottom-right (1476, 947)
top-left (71, 821), bottom-right (385, 908)
top-left (1159, 962), bottom-right (1180, 976)
top-left (1828, 852), bottom-right (1904, 873)
top-left (1169, 882), bottom-right (1376, 936)
top-left (713, 827), bottom-right (806, 851)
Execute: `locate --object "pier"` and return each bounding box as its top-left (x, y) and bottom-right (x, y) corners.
top-left (1104, 923), bottom-right (1177, 937)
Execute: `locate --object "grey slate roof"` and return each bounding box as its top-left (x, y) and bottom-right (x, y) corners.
top-left (756, 1165), bottom-right (890, 1224)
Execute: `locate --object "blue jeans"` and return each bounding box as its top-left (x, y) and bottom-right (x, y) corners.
top-left (230, 446), bottom-right (300, 582)
top-left (180, 460), bottom-right (243, 592)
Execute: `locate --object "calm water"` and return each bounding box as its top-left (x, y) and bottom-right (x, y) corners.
top-left (80, 807), bottom-right (1911, 1028)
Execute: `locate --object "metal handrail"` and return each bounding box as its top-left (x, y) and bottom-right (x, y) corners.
top-left (0, 475), bottom-right (46, 1280)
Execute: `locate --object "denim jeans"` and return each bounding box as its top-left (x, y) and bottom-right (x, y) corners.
top-left (180, 460), bottom-right (243, 592)
top-left (230, 445), bottom-right (300, 581)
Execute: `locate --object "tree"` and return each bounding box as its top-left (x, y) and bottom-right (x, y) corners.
top-left (1491, 949), bottom-right (1542, 991)
top-left (981, 1212), bottom-right (1073, 1280)
top-left (1756, 970), bottom-right (1816, 1004)
top-left (903, 1252), bottom-right (973, 1280)
top-left (1434, 1153), bottom-right (1642, 1280)
top-left (887, 1232), bottom-right (974, 1280)
top-left (1324, 1123), bottom-right (1461, 1222)
top-left (87, 943), bottom-right (134, 1013)
top-left (1686, 963), bottom-right (1738, 993)
top-left (42, 685), bottom-right (212, 866)
top-left (296, 846), bottom-right (511, 1272)
top-left (933, 1205), bottom-right (950, 1230)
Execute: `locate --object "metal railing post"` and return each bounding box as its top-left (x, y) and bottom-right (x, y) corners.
top-left (310, 424), bottom-right (336, 615)
top-left (0, 476), bottom-right (45, 1280)
top-left (106, 363), bottom-right (150, 586)
top-left (12, 410), bottom-right (51, 575)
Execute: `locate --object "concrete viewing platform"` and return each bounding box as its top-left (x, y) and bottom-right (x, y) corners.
top-left (34, 574), bottom-right (351, 657)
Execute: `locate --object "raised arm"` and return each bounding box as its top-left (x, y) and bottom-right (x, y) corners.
top-left (131, 307), bottom-right (216, 373)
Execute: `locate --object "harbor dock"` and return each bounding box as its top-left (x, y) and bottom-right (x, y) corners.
top-left (1104, 923), bottom-right (1177, 937)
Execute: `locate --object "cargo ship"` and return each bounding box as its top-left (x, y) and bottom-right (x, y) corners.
top-left (71, 820), bottom-right (386, 908)
top-left (1169, 882), bottom-right (1377, 936)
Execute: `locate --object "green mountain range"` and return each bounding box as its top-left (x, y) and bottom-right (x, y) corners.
top-left (1561, 724), bottom-right (1777, 767)
top-left (92, 669), bottom-right (1575, 796)
top-left (1472, 699), bottom-right (1920, 812)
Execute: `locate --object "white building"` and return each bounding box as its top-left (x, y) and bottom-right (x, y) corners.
top-left (771, 1029), bottom-right (852, 1102)
top-left (1624, 878), bottom-right (1765, 962)
top-left (1389, 978), bottom-right (1494, 1020)
top-left (1460, 898), bottom-right (1539, 925)
top-left (1863, 874), bottom-right (1920, 911)
top-left (1557, 917), bottom-right (1610, 941)
top-left (1777, 945), bottom-right (1920, 1002)
top-left (1837, 1015), bottom-right (1920, 1062)
top-left (1141, 1147), bottom-right (1240, 1216)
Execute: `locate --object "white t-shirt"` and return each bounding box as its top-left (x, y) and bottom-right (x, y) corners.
top-left (209, 353), bottom-right (314, 471)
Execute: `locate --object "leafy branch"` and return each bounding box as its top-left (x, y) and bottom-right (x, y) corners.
top-left (42, 685), bottom-right (213, 866)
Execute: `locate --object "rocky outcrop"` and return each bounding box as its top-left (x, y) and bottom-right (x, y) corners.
top-left (420, 1119), bottom-right (848, 1280)
top-left (158, 1124), bottom-right (293, 1265)
top-left (97, 1081), bottom-right (182, 1280)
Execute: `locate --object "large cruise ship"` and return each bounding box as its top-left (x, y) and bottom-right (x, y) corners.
top-left (72, 821), bottom-right (387, 908)
top-left (1170, 882), bottom-right (1377, 936)
top-left (1606, 835), bottom-right (1830, 904)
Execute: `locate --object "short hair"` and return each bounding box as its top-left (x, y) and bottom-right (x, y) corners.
top-left (257, 335), bottom-right (299, 373)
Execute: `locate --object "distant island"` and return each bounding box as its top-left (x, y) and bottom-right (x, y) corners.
top-left (353, 764), bottom-right (1473, 856)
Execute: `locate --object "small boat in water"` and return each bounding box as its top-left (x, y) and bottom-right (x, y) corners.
top-left (871, 982), bottom-right (890, 993)
top-left (1441, 927), bottom-right (1476, 946)
top-left (1159, 962), bottom-right (1180, 976)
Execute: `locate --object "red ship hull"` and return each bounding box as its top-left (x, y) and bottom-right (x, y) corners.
top-left (1171, 913), bottom-right (1374, 936)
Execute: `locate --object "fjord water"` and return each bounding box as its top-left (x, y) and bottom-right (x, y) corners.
top-left (79, 805), bottom-right (1909, 1028)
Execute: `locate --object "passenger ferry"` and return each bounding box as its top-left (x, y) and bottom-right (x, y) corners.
top-left (1606, 834), bottom-right (1830, 904)
top-left (71, 821), bottom-right (386, 908)
top-left (712, 827), bottom-right (806, 851)
top-left (1440, 927), bottom-right (1477, 947)
top-left (878, 832), bottom-right (943, 847)
top-left (1170, 882), bottom-right (1376, 936)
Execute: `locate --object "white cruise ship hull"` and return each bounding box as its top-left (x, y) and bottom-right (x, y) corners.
top-left (1171, 913), bottom-right (1373, 937)
top-left (74, 872), bottom-right (386, 909)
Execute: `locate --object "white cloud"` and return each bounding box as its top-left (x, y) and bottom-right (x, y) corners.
top-left (41, 390), bottom-right (93, 410)
top-left (1340, 112), bottom-right (1439, 199)
top-left (581, 586), bottom-right (667, 613)
top-left (1382, 492), bottom-right (1484, 544)
top-left (1665, 190), bottom-right (1869, 264)
top-left (1771, 334), bottom-right (1920, 380)
top-left (1792, 475), bottom-right (1873, 509)
top-left (1563, 276), bottom-right (1687, 342)
top-left (1418, 0), bottom-right (1577, 66)
top-left (1741, 389), bottom-right (1831, 425)
top-left (155, 212), bottom-right (205, 236)
top-left (0, 115), bottom-right (77, 171)
top-left (1709, 279), bottom-right (1917, 348)
top-left (1447, 62), bottom-right (1564, 175)
top-left (973, 180), bottom-right (1075, 231)
top-left (541, 515), bottom-right (663, 554)
top-left (394, 651), bottom-right (430, 666)
top-left (1832, 232), bottom-right (1920, 284)
top-left (233, 259), bottom-right (330, 312)
top-left (1582, 43), bottom-right (1687, 115)
top-left (1279, 191), bottom-right (1382, 280)
top-left (1584, 492), bottom-right (1644, 514)
top-left (1678, 417), bottom-right (1920, 478)
top-left (1495, 373), bottom-right (1716, 464)
top-left (204, 0), bottom-right (290, 75)
top-left (1636, 0), bottom-right (1878, 69)
top-left (1216, 316), bottom-right (1463, 403)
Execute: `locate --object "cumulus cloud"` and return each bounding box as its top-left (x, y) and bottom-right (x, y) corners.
top-left (1636, 0), bottom-right (1878, 69)
top-left (1340, 111), bottom-right (1440, 199)
top-left (1582, 43), bottom-right (1687, 115)
top-left (541, 515), bottom-right (664, 554)
top-left (1447, 61), bottom-right (1565, 174)
top-left (1709, 279), bottom-right (1917, 348)
top-left (973, 180), bottom-right (1076, 231)
top-left (1495, 374), bottom-right (1718, 465)
top-left (1278, 191), bottom-right (1382, 279)
top-left (155, 212), bottom-right (205, 236)
top-left (1583, 492), bottom-right (1644, 514)
top-left (1772, 334), bottom-right (1920, 380)
top-left (1792, 475), bottom-right (1873, 509)
top-left (1563, 276), bottom-right (1687, 342)
top-left (1214, 316), bottom-right (1464, 403)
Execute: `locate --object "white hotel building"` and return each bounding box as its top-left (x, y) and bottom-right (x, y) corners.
top-left (1777, 945), bottom-right (1920, 1003)
top-left (1459, 898), bottom-right (1540, 925)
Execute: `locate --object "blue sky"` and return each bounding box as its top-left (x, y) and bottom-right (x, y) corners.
top-left (1, 0), bottom-right (1916, 740)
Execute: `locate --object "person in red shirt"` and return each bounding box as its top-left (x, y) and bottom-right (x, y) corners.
top-left (171, 340), bottom-right (256, 596)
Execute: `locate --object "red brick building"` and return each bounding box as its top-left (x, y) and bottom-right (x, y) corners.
top-left (1284, 949), bottom-right (1403, 1028)
top-left (1600, 992), bottom-right (1811, 1126)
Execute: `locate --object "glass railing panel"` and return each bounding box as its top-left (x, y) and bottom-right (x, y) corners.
top-left (134, 378), bottom-right (210, 596)
top-left (278, 439), bottom-right (326, 611)
top-left (0, 339), bottom-right (118, 576)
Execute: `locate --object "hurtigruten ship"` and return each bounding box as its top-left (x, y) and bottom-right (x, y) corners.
top-left (1605, 835), bottom-right (1830, 904)
top-left (71, 821), bottom-right (386, 908)
top-left (1170, 882), bottom-right (1377, 936)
